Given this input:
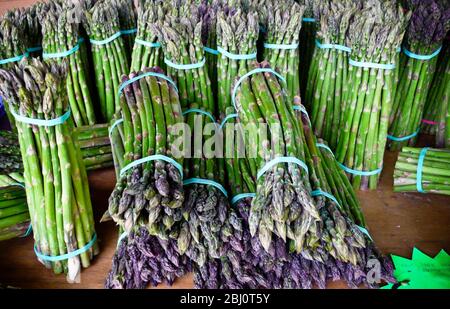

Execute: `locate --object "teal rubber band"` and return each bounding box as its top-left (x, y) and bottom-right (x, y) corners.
top-left (121, 28), bottom-right (138, 35)
top-left (109, 118), bottom-right (124, 137)
top-left (0, 51), bottom-right (29, 65)
top-left (264, 42), bottom-right (299, 50)
top-left (183, 178), bottom-right (228, 197)
top-left (10, 108), bottom-right (71, 127)
top-left (34, 233), bottom-right (97, 262)
top-left (217, 47), bottom-right (257, 60)
top-left (338, 162), bottom-right (382, 177)
top-left (117, 232), bottom-right (128, 247)
top-left (120, 154), bottom-right (183, 178)
top-left (416, 147), bottom-right (429, 193)
top-left (356, 225), bottom-right (373, 241)
top-left (311, 189), bottom-right (341, 208)
top-left (43, 43), bottom-right (80, 59)
top-left (403, 46), bottom-right (442, 60)
top-left (135, 39), bottom-right (161, 48)
top-left (349, 58), bottom-right (395, 70)
top-left (303, 17), bottom-right (316, 22)
top-left (231, 193), bottom-right (256, 205)
top-left (164, 57), bottom-right (206, 70)
top-left (21, 223), bottom-right (33, 238)
top-left (315, 40), bottom-right (351, 53)
top-left (27, 46), bottom-right (42, 53)
top-left (257, 157), bottom-right (309, 180)
top-left (182, 108), bottom-right (216, 124)
top-left (11, 182), bottom-right (25, 189)
top-left (293, 105), bottom-right (310, 118)
top-left (387, 128), bottom-right (420, 142)
top-left (232, 68), bottom-right (286, 111)
top-left (118, 71), bottom-right (178, 96)
top-left (204, 46), bottom-right (219, 55)
top-left (90, 31), bottom-right (122, 45)
top-left (219, 113), bottom-right (239, 129)
top-left (316, 143), bottom-right (334, 156)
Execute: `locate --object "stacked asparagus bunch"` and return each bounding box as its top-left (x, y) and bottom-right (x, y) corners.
top-left (84, 0), bottom-right (130, 122)
top-left (394, 147), bottom-right (450, 195)
top-left (388, 0), bottom-right (450, 150)
top-left (0, 130), bottom-right (30, 241)
top-left (336, 2), bottom-right (409, 190)
top-left (113, 0), bottom-right (138, 61)
top-left (0, 59), bottom-right (98, 283)
top-left (76, 124), bottom-right (114, 171)
top-left (42, 7), bottom-right (97, 127)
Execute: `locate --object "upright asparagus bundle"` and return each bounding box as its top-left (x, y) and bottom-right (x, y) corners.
top-left (0, 59), bottom-right (98, 283)
top-left (113, 0), bottom-right (138, 61)
top-left (336, 3), bottom-right (409, 190)
top-left (0, 130), bottom-right (30, 241)
top-left (84, 0), bottom-right (130, 122)
top-left (388, 0), bottom-right (450, 150)
top-left (394, 147), bottom-right (450, 195)
top-left (76, 124), bottom-right (114, 171)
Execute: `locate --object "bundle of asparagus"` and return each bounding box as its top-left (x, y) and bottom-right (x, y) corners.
top-left (335, 2), bottom-right (409, 190)
top-left (0, 130), bottom-right (30, 242)
top-left (394, 147), bottom-right (450, 195)
top-left (113, 0), bottom-right (138, 61)
top-left (305, 0), bottom-right (359, 149)
top-left (106, 68), bottom-right (185, 238)
top-left (84, 0), bottom-right (130, 122)
top-left (42, 7), bottom-right (96, 127)
top-left (0, 59), bottom-right (98, 283)
top-left (76, 124), bottom-right (114, 171)
top-left (388, 0), bottom-right (450, 150)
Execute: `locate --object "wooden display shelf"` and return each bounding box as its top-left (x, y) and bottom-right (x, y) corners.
top-left (0, 150), bottom-right (449, 289)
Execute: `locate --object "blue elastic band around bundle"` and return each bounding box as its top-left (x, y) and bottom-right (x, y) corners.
top-left (164, 57), bottom-right (206, 70)
top-left (21, 223), bottom-right (33, 238)
top-left (204, 46), bottom-right (219, 55)
top-left (338, 162), bottom-right (382, 177)
top-left (0, 52), bottom-right (29, 65)
top-left (316, 143), bottom-right (334, 156)
top-left (257, 157), bottom-right (309, 180)
top-left (311, 189), bottom-right (341, 208)
top-left (403, 46), bottom-right (442, 61)
top-left (118, 71), bottom-right (178, 96)
top-left (264, 43), bottom-right (299, 50)
top-left (219, 113), bottom-right (239, 129)
top-left (90, 31), bottom-right (122, 45)
top-left (231, 193), bottom-right (256, 205)
top-left (10, 108), bottom-right (71, 127)
top-left (117, 232), bottom-right (128, 247)
top-left (349, 58), bottom-right (395, 70)
top-left (303, 17), bottom-right (316, 22)
top-left (357, 225), bottom-right (373, 241)
top-left (183, 178), bottom-right (228, 197)
top-left (121, 28), bottom-right (138, 35)
top-left (34, 233), bottom-right (97, 262)
top-left (315, 40), bottom-right (351, 53)
top-left (43, 43), bottom-right (81, 60)
top-left (293, 105), bottom-right (310, 118)
top-left (120, 154), bottom-right (183, 178)
top-left (135, 39), bottom-right (161, 48)
top-left (11, 182), bottom-right (25, 189)
top-left (232, 68), bottom-right (286, 111)
top-left (109, 118), bottom-right (124, 137)
top-left (182, 108), bottom-right (216, 124)
top-left (27, 46), bottom-right (43, 53)
top-left (217, 47), bottom-right (257, 60)
top-left (387, 128), bottom-right (419, 142)
top-left (416, 147), bottom-right (429, 193)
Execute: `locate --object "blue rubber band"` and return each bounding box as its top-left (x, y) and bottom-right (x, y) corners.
top-left (109, 118), bottom-right (124, 137)
top-left (164, 57), bottom-right (206, 70)
top-left (257, 157), bottom-right (309, 180)
top-left (43, 43), bottom-right (80, 59)
top-left (315, 40), bottom-right (351, 53)
top-left (217, 47), bottom-right (257, 60)
top-left (120, 154), bottom-right (183, 178)
top-left (232, 68), bottom-right (286, 111)
top-left (403, 46), bottom-right (442, 60)
top-left (387, 128), bottom-right (420, 142)
top-left (219, 113), bottom-right (239, 129)
top-left (118, 71), bottom-right (178, 96)
top-left (349, 58), bottom-right (395, 70)
top-left (34, 233), bottom-right (97, 262)
top-left (90, 31), bottom-right (122, 45)
top-left (303, 17), bottom-right (316, 22)
top-left (204, 46), bottom-right (219, 55)
top-left (121, 28), bottom-right (138, 35)
top-left (27, 46), bottom-right (43, 53)
top-left (311, 189), bottom-right (341, 208)
top-left (11, 182), bottom-right (25, 189)
top-left (117, 232), bottom-right (128, 247)
top-left (356, 225), bottom-right (373, 241)
top-left (0, 52), bottom-right (29, 65)
top-left (264, 43), bottom-right (299, 50)
top-left (21, 223), bottom-right (33, 238)
top-left (10, 108), bottom-right (71, 127)
top-left (416, 147), bottom-right (429, 193)
top-left (338, 162), bottom-right (382, 177)
top-left (293, 105), bottom-right (310, 120)
top-left (135, 39), bottom-right (161, 48)
top-left (183, 178), bottom-right (228, 197)
top-left (231, 193), bottom-right (256, 205)
top-left (182, 108), bottom-right (216, 124)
